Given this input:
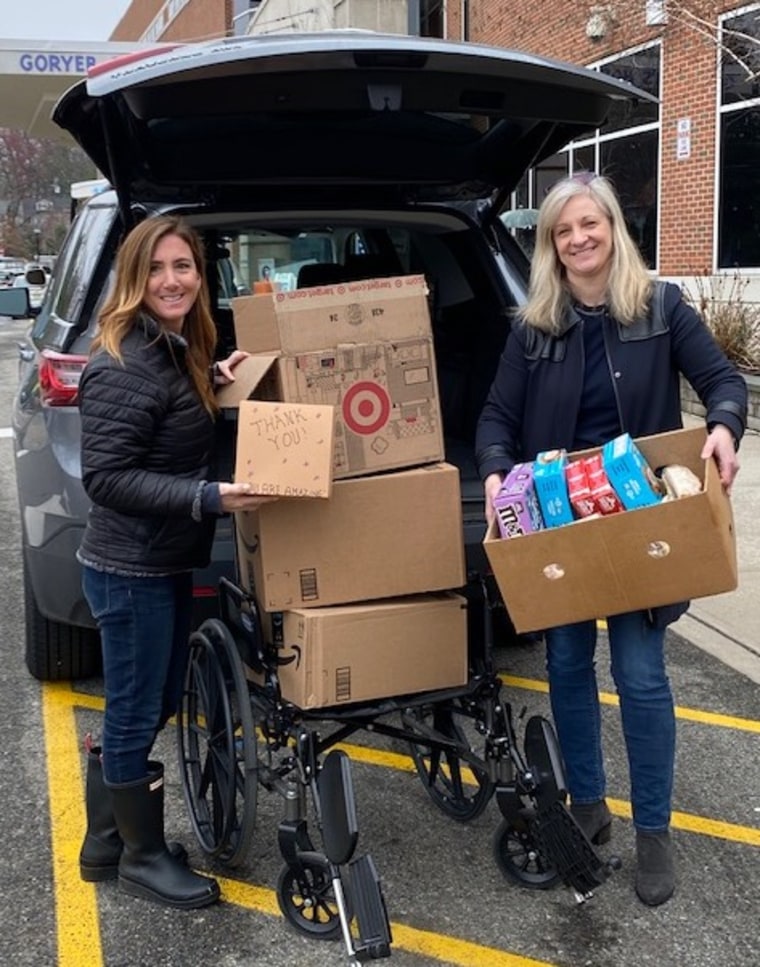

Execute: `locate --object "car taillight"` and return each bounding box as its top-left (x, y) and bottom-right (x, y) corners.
top-left (39, 350), bottom-right (89, 406)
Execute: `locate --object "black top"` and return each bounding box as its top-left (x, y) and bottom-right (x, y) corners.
top-left (77, 315), bottom-right (218, 575)
top-left (573, 305), bottom-right (621, 450)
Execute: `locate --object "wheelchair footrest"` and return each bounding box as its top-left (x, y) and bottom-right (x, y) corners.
top-left (531, 801), bottom-right (612, 896)
top-left (348, 854), bottom-right (392, 960)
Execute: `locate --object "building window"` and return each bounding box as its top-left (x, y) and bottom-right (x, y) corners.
top-left (718, 6), bottom-right (760, 268)
top-left (507, 44), bottom-right (661, 269)
top-left (420, 0), bottom-right (445, 38)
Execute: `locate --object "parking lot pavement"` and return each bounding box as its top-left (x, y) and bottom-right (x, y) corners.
top-left (677, 415), bottom-right (760, 685)
top-left (1, 318), bottom-right (758, 967)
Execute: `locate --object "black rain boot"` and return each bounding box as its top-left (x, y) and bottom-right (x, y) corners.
top-left (80, 747), bottom-right (123, 882)
top-left (79, 747), bottom-right (187, 882)
top-left (635, 829), bottom-right (675, 906)
top-left (570, 799), bottom-right (613, 845)
top-left (109, 764), bottom-right (219, 909)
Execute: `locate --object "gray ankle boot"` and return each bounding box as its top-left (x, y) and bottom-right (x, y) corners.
top-left (635, 829), bottom-right (675, 906)
top-left (570, 799), bottom-right (613, 845)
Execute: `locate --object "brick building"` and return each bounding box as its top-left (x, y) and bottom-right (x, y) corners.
top-left (110, 0), bottom-right (234, 45)
top-left (456, 1), bottom-right (760, 286)
top-left (109, 0), bottom-right (760, 290)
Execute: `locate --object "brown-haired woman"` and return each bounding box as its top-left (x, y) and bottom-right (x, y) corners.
top-left (77, 216), bottom-right (268, 908)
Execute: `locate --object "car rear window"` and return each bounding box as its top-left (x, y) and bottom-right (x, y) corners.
top-left (38, 203), bottom-right (115, 330)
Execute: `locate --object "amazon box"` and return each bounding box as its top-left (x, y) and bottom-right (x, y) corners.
top-left (235, 462), bottom-right (466, 611)
top-left (484, 427), bottom-right (737, 632)
top-left (228, 276), bottom-right (444, 478)
top-left (251, 593), bottom-right (468, 709)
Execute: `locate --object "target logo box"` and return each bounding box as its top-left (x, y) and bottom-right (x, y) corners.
top-left (227, 275), bottom-right (444, 478)
top-left (272, 339), bottom-right (443, 478)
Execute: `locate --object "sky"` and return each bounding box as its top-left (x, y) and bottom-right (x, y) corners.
top-left (2, 0), bottom-right (133, 42)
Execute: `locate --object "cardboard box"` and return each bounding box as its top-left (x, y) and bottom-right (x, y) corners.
top-left (223, 276), bottom-right (445, 479)
top-left (250, 593), bottom-right (469, 709)
top-left (234, 399), bottom-right (335, 498)
top-left (231, 275), bottom-right (433, 354)
top-left (273, 340), bottom-right (443, 478)
top-left (236, 462), bottom-right (466, 611)
top-left (483, 427), bottom-right (737, 632)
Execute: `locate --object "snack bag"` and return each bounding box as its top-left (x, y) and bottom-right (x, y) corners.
top-left (660, 464), bottom-right (702, 499)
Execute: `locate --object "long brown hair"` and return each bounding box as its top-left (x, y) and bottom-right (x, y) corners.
top-left (92, 216), bottom-right (218, 414)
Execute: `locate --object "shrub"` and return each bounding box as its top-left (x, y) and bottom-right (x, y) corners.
top-left (683, 272), bottom-right (760, 374)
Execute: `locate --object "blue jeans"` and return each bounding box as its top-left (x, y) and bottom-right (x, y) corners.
top-left (545, 610), bottom-right (675, 832)
top-left (82, 566), bottom-right (193, 785)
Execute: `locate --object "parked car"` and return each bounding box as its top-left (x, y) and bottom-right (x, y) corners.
top-left (1, 32), bottom-right (649, 681)
top-left (13, 265), bottom-right (48, 314)
top-left (0, 256), bottom-right (26, 288)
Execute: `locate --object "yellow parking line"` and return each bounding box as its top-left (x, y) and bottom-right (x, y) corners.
top-left (334, 744), bottom-right (760, 847)
top-left (42, 682), bottom-right (103, 967)
top-left (44, 678), bottom-right (555, 967)
top-left (220, 876), bottom-right (555, 966)
top-left (65, 685), bottom-right (760, 847)
top-left (501, 675), bottom-right (760, 733)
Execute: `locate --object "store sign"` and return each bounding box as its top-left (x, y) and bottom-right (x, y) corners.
top-left (18, 52), bottom-right (98, 74)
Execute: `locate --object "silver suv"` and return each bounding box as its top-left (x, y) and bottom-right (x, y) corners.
top-left (2, 31), bottom-right (646, 680)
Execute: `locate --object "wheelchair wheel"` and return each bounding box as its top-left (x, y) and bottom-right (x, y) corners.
top-left (405, 701), bottom-right (495, 822)
top-left (276, 861), bottom-right (345, 940)
top-left (493, 818), bottom-right (560, 890)
top-left (177, 618), bottom-right (258, 866)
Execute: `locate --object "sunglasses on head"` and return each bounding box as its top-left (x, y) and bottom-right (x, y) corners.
top-left (570, 170), bottom-right (598, 185)
top-left (543, 171), bottom-right (599, 198)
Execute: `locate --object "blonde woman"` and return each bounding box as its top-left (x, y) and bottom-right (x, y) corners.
top-left (477, 173), bottom-right (746, 906)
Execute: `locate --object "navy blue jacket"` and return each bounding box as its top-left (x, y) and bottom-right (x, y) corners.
top-left (476, 282), bottom-right (747, 479)
top-left (78, 315), bottom-right (218, 575)
top-left (475, 282), bottom-right (747, 628)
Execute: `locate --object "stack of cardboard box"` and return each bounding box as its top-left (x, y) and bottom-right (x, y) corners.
top-left (218, 275), bottom-right (469, 708)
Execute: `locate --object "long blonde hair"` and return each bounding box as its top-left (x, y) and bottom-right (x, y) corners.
top-left (92, 215), bottom-right (218, 414)
top-left (520, 172), bottom-right (653, 333)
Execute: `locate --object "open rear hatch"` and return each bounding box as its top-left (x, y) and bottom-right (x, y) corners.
top-left (53, 32), bottom-right (653, 216)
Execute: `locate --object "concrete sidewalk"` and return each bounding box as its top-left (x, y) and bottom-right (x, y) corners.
top-left (675, 413), bottom-right (760, 684)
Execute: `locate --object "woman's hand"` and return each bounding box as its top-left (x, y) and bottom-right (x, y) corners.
top-left (218, 481), bottom-right (279, 512)
top-left (484, 472), bottom-right (504, 528)
top-left (213, 350), bottom-right (250, 386)
top-left (701, 424), bottom-right (740, 494)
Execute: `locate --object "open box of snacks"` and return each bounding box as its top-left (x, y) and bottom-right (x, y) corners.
top-left (483, 427), bottom-right (738, 633)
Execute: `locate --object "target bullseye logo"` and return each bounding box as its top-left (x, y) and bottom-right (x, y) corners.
top-left (342, 381), bottom-right (391, 435)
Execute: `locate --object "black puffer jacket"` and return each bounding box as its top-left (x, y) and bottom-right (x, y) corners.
top-left (77, 315), bottom-right (217, 575)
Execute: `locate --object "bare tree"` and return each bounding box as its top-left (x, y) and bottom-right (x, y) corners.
top-left (0, 129), bottom-right (95, 258)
